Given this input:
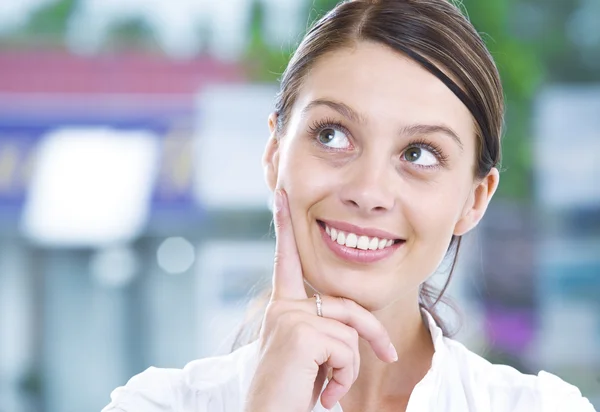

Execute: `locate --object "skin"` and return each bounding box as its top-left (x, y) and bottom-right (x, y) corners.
top-left (247, 41), bottom-right (499, 412)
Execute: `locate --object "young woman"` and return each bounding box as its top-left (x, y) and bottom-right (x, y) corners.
top-left (103, 1), bottom-right (595, 411)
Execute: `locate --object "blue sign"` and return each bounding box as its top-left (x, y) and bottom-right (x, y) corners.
top-left (0, 101), bottom-right (201, 219)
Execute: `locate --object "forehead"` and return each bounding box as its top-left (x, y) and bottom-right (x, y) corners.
top-left (295, 41), bottom-right (475, 141)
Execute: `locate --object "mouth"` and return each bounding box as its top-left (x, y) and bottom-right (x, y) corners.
top-left (317, 220), bottom-right (405, 264)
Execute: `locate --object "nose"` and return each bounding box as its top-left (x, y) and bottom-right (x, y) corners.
top-left (338, 155), bottom-right (396, 215)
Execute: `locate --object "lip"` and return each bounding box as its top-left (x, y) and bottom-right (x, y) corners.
top-left (318, 222), bottom-right (404, 264)
top-left (319, 219), bottom-right (402, 240)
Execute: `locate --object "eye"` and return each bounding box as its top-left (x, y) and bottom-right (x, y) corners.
top-left (403, 146), bottom-right (439, 167)
top-left (317, 127), bottom-right (351, 149)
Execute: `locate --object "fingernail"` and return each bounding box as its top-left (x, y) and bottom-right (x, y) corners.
top-left (274, 189), bottom-right (283, 213)
top-left (389, 343), bottom-right (398, 362)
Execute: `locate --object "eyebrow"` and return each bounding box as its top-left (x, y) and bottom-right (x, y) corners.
top-left (399, 124), bottom-right (464, 150)
top-left (301, 99), bottom-right (367, 124)
top-left (301, 98), bottom-right (464, 150)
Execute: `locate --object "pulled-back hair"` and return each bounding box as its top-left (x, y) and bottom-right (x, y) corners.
top-left (233, 0), bottom-right (504, 348)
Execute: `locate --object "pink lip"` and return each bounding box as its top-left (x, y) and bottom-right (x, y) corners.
top-left (319, 219), bottom-right (402, 240)
top-left (318, 222), bottom-right (404, 264)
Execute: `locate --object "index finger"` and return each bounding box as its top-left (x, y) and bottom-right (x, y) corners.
top-left (271, 189), bottom-right (308, 301)
top-left (301, 296), bottom-right (398, 363)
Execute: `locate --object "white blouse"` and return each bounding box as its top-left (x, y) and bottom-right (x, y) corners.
top-left (102, 311), bottom-right (596, 412)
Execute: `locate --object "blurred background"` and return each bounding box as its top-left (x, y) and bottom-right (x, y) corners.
top-left (0, 0), bottom-right (598, 411)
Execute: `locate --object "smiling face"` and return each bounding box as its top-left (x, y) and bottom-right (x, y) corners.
top-left (264, 41), bottom-right (498, 311)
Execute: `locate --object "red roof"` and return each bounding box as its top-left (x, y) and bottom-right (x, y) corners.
top-left (0, 50), bottom-right (245, 95)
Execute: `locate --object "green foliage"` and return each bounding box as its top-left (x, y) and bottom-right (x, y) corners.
top-left (244, 0), bottom-right (293, 82)
top-left (104, 19), bottom-right (159, 52)
top-left (21, 0), bottom-right (76, 37)
top-left (307, 0), bottom-right (340, 22)
top-left (244, 0), bottom-right (339, 83)
top-left (462, 0), bottom-right (544, 199)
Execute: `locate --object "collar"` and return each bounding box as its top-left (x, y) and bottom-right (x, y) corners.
top-left (421, 308), bottom-right (448, 369)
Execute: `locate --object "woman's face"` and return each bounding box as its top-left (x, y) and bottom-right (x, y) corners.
top-left (264, 41), bottom-right (498, 311)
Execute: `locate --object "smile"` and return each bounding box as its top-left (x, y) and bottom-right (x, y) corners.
top-left (317, 220), bottom-right (405, 264)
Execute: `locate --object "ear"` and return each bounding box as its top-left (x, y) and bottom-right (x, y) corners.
top-left (262, 112), bottom-right (280, 191)
top-left (453, 168), bottom-right (500, 236)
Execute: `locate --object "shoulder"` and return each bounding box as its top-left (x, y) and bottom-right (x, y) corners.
top-left (442, 337), bottom-right (596, 412)
top-left (102, 341), bottom-right (260, 412)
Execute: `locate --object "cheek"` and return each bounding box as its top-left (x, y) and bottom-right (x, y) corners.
top-left (402, 180), bottom-right (468, 261)
top-left (275, 141), bottom-right (338, 277)
top-left (276, 139), bottom-right (337, 208)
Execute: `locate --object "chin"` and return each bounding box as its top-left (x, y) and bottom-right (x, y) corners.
top-left (305, 272), bottom-right (405, 312)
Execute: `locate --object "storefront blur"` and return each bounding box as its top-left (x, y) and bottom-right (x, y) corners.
top-left (0, 1), bottom-right (598, 411)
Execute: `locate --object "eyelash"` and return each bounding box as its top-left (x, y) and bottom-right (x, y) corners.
top-left (406, 138), bottom-right (449, 168)
top-left (307, 118), bottom-right (449, 168)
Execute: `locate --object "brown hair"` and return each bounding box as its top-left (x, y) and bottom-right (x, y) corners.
top-left (233, 0), bottom-right (504, 348)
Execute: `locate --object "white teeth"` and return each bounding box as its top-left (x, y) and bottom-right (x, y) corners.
top-left (357, 236), bottom-right (370, 250)
top-left (324, 224), bottom-right (397, 251)
top-left (345, 233), bottom-right (358, 248)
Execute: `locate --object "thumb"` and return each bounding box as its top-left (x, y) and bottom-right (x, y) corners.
top-left (271, 189), bottom-right (307, 300)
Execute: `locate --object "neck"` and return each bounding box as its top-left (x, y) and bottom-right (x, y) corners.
top-left (341, 299), bottom-right (435, 412)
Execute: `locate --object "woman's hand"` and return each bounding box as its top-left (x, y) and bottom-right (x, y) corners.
top-left (244, 190), bottom-right (398, 412)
